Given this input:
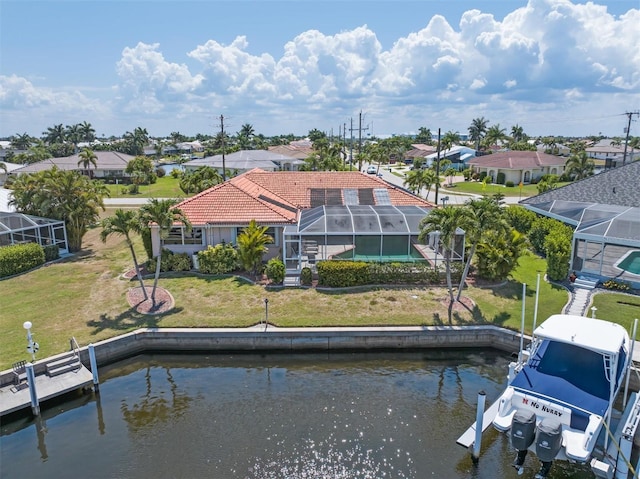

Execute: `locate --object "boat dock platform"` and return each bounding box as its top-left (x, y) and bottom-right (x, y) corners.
top-left (0, 353), bottom-right (94, 417)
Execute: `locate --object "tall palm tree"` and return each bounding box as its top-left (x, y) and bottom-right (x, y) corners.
top-left (79, 121), bottom-right (96, 142)
top-left (10, 132), bottom-right (33, 150)
top-left (565, 151), bottom-right (594, 180)
top-left (441, 131), bottom-right (460, 153)
top-left (468, 117), bottom-right (488, 151)
top-left (138, 199), bottom-right (191, 302)
top-left (484, 124), bottom-right (507, 149)
top-left (415, 127), bottom-right (432, 145)
top-left (455, 196), bottom-right (507, 301)
top-left (101, 209), bottom-right (148, 300)
top-left (124, 127), bottom-right (149, 155)
top-left (66, 124), bottom-right (83, 153)
top-left (418, 206), bottom-right (469, 322)
top-left (42, 124), bottom-right (66, 145)
top-left (77, 148), bottom-right (98, 178)
top-left (510, 124), bottom-right (526, 143)
top-left (236, 219), bottom-right (274, 278)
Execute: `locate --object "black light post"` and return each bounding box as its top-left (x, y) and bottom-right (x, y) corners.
top-left (264, 298), bottom-right (269, 331)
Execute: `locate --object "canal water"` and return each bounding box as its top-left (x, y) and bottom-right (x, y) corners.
top-left (1, 350), bottom-right (593, 479)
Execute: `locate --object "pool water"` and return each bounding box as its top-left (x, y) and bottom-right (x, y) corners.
top-left (334, 246), bottom-right (428, 262)
top-left (616, 250), bottom-right (640, 275)
top-left (0, 351), bottom-right (594, 479)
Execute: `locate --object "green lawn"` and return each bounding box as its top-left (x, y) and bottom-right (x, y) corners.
top-left (442, 180), bottom-right (571, 197)
top-left (591, 291), bottom-right (640, 331)
top-left (103, 176), bottom-right (186, 199)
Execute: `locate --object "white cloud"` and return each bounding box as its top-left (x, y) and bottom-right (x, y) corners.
top-left (2, 0), bottom-right (638, 138)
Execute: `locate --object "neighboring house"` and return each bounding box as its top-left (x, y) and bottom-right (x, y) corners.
top-left (467, 150), bottom-right (566, 184)
top-left (520, 160), bottom-right (640, 288)
top-left (9, 151), bottom-right (136, 181)
top-left (184, 149), bottom-right (305, 174)
top-left (152, 169), bottom-right (438, 279)
top-left (404, 144), bottom-right (437, 164)
top-left (268, 144), bottom-right (313, 161)
top-left (0, 188), bottom-right (14, 212)
top-left (0, 211), bottom-right (69, 253)
top-left (423, 146), bottom-right (477, 171)
top-left (586, 139), bottom-right (639, 169)
top-left (536, 143), bottom-right (571, 156)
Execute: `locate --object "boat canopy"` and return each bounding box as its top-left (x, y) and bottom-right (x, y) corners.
top-left (533, 314), bottom-right (629, 356)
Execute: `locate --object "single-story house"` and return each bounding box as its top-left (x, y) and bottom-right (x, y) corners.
top-left (467, 150), bottom-right (566, 184)
top-left (184, 149), bottom-right (305, 174)
top-left (9, 151), bottom-right (136, 181)
top-left (519, 160), bottom-right (640, 288)
top-left (268, 144), bottom-right (313, 160)
top-left (0, 162), bottom-right (23, 186)
top-left (423, 146), bottom-right (477, 171)
top-left (404, 144), bottom-right (437, 164)
top-left (586, 139), bottom-right (639, 169)
top-left (152, 169), bottom-right (456, 281)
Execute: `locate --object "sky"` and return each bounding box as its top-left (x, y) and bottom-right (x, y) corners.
top-left (1, 0), bottom-right (639, 140)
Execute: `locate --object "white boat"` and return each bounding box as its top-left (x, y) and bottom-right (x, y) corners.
top-left (492, 314), bottom-right (633, 477)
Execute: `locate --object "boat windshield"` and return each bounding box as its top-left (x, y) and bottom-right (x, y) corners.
top-left (536, 341), bottom-right (610, 400)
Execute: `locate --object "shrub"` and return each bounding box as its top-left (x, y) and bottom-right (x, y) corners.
top-left (171, 169), bottom-right (182, 179)
top-left (602, 279), bottom-right (631, 291)
top-left (43, 244), bottom-right (60, 262)
top-left (496, 172), bottom-right (506, 185)
top-left (544, 222), bottom-right (573, 281)
top-left (300, 267), bottom-right (313, 285)
top-left (528, 217), bottom-right (558, 254)
top-left (265, 258), bottom-right (285, 284)
top-left (155, 167), bottom-right (166, 178)
top-left (197, 243), bottom-right (238, 274)
top-left (0, 243), bottom-right (46, 278)
top-left (504, 206), bottom-right (537, 235)
top-left (317, 260), bottom-right (370, 287)
top-left (505, 180), bottom-right (515, 187)
top-left (170, 252), bottom-right (192, 271)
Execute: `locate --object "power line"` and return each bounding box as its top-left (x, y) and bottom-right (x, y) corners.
top-left (622, 111), bottom-right (639, 166)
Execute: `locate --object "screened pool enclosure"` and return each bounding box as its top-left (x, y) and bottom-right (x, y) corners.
top-left (523, 200), bottom-right (640, 288)
top-left (282, 205), bottom-right (465, 271)
top-left (0, 212), bottom-right (69, 253)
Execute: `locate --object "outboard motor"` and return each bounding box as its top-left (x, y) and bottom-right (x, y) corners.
top-left (511, 409), bottom-right (536, 472)
top-left (535, 418), bottom-right (562, 478)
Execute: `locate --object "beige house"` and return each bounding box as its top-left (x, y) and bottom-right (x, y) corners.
top-left (467, 151), bottom-right (566, 184)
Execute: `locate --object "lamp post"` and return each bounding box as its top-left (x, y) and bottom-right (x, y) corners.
top-left (23, 321), bottom-right (39, 362)
top-left (441, 196), bottom-right (449, 207)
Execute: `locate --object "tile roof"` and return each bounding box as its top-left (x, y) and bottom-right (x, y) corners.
top-left (11, 151), bottom-right (135, 174)
top-left (468, 150), bottom-right (565, 169)
top-left (520, 161), bottom-right (640, 208)
top-left (176, 168), bottom-right (433, 226)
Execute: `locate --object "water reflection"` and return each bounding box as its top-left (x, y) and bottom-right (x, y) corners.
top-left (1, 351), bottom-right (594, 479)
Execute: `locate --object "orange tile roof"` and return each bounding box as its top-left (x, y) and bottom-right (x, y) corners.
top-left (176, 168), bottom-right (432, 225)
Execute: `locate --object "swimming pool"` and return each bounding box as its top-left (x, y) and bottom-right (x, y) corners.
top-left (614, 250), bottom-right (640, 276)
top-left (334, 244), bottom-right (428, 262)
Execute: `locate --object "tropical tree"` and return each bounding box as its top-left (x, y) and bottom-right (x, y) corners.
top-left (10, 133), bottom-right (33, 150)
top-left (468, 117), bottom-right (488, 150)
top-left (418, 206), bottom-right (470, 322)
top-left (441, 130), bottom-right (460, 153)
top-left (510, 124), bottom-right (527, 143)
top-left (125, 156), bottom-right (155, 188)
top-left (484, 124), bottom-right (508, 149)
top-left (9, 168), bottom-right (108, 251)
top-left (79, 121), bottom-right (96, 142)
top-left (565, 151), bottom-right (594, 180)
top-left (238, 124), bottom-right (255, 150)
top-left (236, 219), bottom-right (274, 277)
top-left (415, 127), bottom-right (433, 145)
top-left (476, 229), bottom-right (528, 281)
top-left (123, 127), bottom-right (149, 155)
top-left (42, 124), bottom-right (66, 145)
top-left (77, 148), bottom-right (98, 178)
top-left (179, 166), bottom-right (223, 194)
top-left (101, 209), bottom-right (148, 300)
top-left (138, 199), bottom-right (191, 302)
top-left (542, 137), bottom-right (558, 155)
top-left (66, 124), bottom-right (83, 153)
top-left (455, 196), bottom-right (507, 301)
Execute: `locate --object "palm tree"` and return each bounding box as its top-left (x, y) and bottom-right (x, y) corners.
top-left (236, 219), bottom-right (274, 278)
top-left (123, 127), bottom-right (149, 155)
top-left (415, 127), bottom-right (432, 145)
top-left (101, 209), bottom-right (148, 300)
top-left (179, 166), bottom-right (223, 194)
top-left (468, 117), bottom-right (488, 150)
top-left (510, 124), bottom-right (526, 143)
top-left (10, 133), bottom-right (33, 150)
top-left (66, 124), bottom-right (83, 153)
top-left (79, 121), bottom-right (96, 142)
top-left (484, 124), bottom-right (507, 149)
top-left (565, 151), bottom-right (594, 180)
top-left (42, 124), bottom-right (66, 145)
top-left (77, 148), bottom-right (98, 178)
top-left (455, 196), bottom-right (507, 301)
top-left (441, 131), bottom-right (460, 153)
top-left (138, 199), bottom-right (191, 302)
top-left (418, 206), bottom-right (469, 323)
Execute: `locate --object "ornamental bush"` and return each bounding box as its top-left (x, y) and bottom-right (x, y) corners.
top-left (197, 243), bottom-right (238, 274)
top-left (0, 243), bottom-right (46, 278)
top-left (43, 244), bottom-right (60, 262)
top-left (300, 267), bottom-right (313, 285)
top-left (265, 258), bottom-right (285, 284)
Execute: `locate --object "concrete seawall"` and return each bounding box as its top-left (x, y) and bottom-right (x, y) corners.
top-left (0, 325), bottom-right (524, 387)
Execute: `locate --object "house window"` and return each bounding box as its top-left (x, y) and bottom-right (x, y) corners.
top-left (163, 227), bottom-right (203, 245)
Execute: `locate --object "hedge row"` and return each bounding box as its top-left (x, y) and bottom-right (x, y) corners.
top-left (316, 260), bottom-right (458, 288)
top-left (0, 243), bottom-right (46, 278)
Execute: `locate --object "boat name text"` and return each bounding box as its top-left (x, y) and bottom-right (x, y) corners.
top-left (521, 397), bottom-right (564, 418)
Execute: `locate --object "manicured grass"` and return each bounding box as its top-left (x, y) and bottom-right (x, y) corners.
top-left (442, 180), bottom-right (571, 197)
top-left (3, 226), bottom-right (631, 371)
top-left (102, 176), bottom-right (186, 199)
top-left (591, 291), bottom-right (640, 332)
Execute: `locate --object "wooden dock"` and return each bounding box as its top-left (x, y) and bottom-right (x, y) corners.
top-left (0, 363), bottom-right (94, 417)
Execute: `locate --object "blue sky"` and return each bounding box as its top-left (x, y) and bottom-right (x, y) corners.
top-left (1, 0), bottom-right (638, 140)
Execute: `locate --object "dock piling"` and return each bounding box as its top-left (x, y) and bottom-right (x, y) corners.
top-left (26, 362), bottom-right (40, 416)
top-left (88, 343), bottom-right (100, 392)
top-left (472, 390), bottom-right (486, 463)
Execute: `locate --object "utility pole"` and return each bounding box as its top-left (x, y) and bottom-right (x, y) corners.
top-left (622, 111), bottom-right (639, 166)
top-left (435, 128), bottom-right (441, 206)
top-left (349, 111), bottom-right (369, 172)
top-left (220, 114), bottom-right (226, 181)
top-left (349, 117), bottom-right (354, 171)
